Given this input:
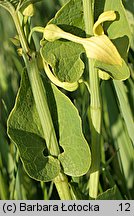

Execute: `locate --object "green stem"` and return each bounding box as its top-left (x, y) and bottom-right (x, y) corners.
top-left (4, 7), bottom-right (72, 200)
top-left (54, 173), bottom-right (72, 200)
top-left (83, 0), bottom-right (102, 198)
top-left (83, 0), bottom-right (94, 35)
top-left (24, 54), bottom-right (72, 199)
top-left (11, 8), bottom-right (60, 157)
top-left (89, 61), bottom-right (101, 198)
top-left (12, 12), bottom-right (29, 54)
top-left (24, 53), bottom-right (60, 155)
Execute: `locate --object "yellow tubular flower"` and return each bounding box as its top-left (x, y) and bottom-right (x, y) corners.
top-left (43, 11), bottom-right (122, 67)
top-left (30, 10), bottom-right (129, 88)
top-left (43, 11), bottom-right (125, 81)
top-left (43, 61), bottom-right (78, 92)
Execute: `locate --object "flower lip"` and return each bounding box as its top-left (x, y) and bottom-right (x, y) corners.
top-left (93, 11), bottom-right (117, 36)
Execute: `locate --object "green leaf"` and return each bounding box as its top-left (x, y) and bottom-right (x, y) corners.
top-left (104, 0), bottom-right (131, 40)
top-left (97, 185), bottom-right (122, 200)
top-left (95, 58), bottom-right (130, 81)
top-left (41, 0), bottom-right (85, 83)
top-left (7, 70), bottom-right (91, 179)
top-left (51, 84), bottom-right (91, 176)
top-left (7, 70), bottom-right (61, 182)
top-left (41, 41), bottom-right (84, 83)
top-left (126, 10), bottom-right (134, 51)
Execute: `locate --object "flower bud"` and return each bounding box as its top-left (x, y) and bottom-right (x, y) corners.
top-left (43, 24), bottom-right (65, 42)
top-left (22, 4), bottom-right (34, 17)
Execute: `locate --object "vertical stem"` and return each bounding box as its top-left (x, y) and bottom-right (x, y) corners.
top-left (89, 60), bottom-right (101, 198)
top-left (83, 0), bottom-right (94, 35)
top-left (83, 0), bottom-right (102, 198)
top-left (54, 173), bottom-right (72, 200)
top-left (25, 54), bottom-right (60, 156)
top-left (9, 10), bottom-right (72, 200)
top-left (24, 54), bottom-right (72, 200)
top-left (12, 11), bottom-right (29, 54)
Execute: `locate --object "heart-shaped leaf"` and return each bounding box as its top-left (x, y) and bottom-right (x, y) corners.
top-left (51, 84), bottom-right (91, 176)
top-left (7, 70), bottom-right (61, 182)
top-left (8, 70), bottom-right (91, 179)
